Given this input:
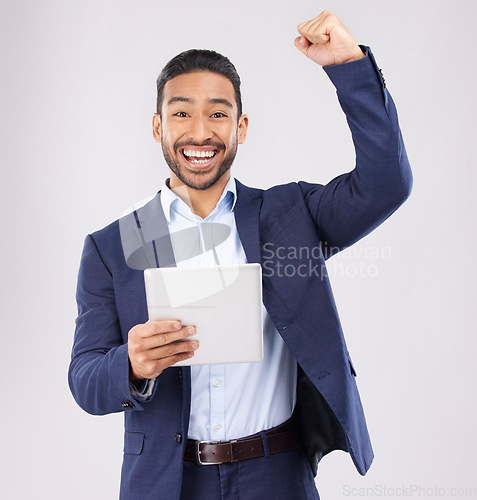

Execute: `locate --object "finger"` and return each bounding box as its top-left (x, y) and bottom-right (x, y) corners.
top-left (130, 338), bottom-right (198, 376)
top-left (298, 16), bottom-right (322, 32)
top-left (298, 22), bottom-right (331, 45)
top-left (155, 325), bottom-right (196, 347)
top-left (135, 348), bottom-right (197, 379)
top-left (145, 319), bottom-right (182, 336)
top-left (152, 339), bottom-right (199, 361)
top-left (297, 20), bottom-right (315, 37)
top-left (153, 350), bottom-right (197, 376)
top-left (298, 13), bottom-right (322, 30)
top-left (294, 36), bottom-right (310, 55)
top-left (297, 11), bottom-right (329, 34)
top-left (129, 320), bottom-right (182, 342)
top-left (298, 11), bottom-right (335, 44)
top-left (143, 325), bottom-right (197, 350)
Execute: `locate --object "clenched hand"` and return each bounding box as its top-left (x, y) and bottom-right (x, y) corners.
top-left (294, 11), bottom-right (364, 67)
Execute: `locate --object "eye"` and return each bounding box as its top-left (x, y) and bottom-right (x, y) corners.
top-left (211, 112), bottom-right (227, 118)
top-left (173, 112), bottom-right (188, 117)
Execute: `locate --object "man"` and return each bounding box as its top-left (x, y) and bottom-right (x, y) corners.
top-left (69, 11), bottom-right (412, 500)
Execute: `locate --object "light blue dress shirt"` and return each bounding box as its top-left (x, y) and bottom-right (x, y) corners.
top-left (157, 176), bottom-right (297, 441)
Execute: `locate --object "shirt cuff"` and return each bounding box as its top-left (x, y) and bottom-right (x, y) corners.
top-left (129, 378), bottom-right (156, 400)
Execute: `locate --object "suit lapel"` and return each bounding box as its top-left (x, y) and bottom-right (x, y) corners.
top-left (137, 191), bottom-right (176, 268)
top-left (234, 180), bottom-right (263, 264)
top-left (119, 191), bottom-right (176, 269)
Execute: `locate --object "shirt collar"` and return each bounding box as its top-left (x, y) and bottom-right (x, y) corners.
top-left (160, 175), bottom-right (237, 223)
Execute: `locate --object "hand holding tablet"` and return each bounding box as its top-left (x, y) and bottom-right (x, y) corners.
top-left (128, 320), bottom-right (199, 382)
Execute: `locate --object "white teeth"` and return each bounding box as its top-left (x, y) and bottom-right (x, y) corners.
top-left (183, 149), bottom-right (215, 159)
top-left (189, 158), bottom-right (210, 164)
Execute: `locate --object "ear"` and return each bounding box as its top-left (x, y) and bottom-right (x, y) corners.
top-left (237, 114), bottom-right (249, 144)
top-left (152, 113), bottom-right (162, 143)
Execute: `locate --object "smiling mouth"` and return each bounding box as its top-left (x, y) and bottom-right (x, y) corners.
top-left (181, 148), bottom-right (219, 166)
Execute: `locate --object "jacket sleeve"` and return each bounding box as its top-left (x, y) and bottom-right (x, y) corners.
top-left (299, 46), bottom-right (413, 258)
top-left (68, 234), bottom-right (146, 415)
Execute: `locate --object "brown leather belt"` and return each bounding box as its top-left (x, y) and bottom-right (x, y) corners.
top-left (184, 419), bottom-right (297, 465)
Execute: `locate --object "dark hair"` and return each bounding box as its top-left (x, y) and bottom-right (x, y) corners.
top-left (156, 49), bottom-right (242, 118)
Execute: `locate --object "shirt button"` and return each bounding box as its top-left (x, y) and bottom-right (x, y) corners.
top-left (174, 433), bottom-right (182, 443)
top-left (213, 379), bottom-right (221, 387)
top-left (214, 424), bottom-right (221, 431)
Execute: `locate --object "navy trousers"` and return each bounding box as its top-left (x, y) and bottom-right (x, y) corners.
top-left (180, 445), bottom-right (319, 499)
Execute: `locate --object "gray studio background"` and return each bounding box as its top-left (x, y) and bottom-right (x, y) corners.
top-left (1, 0), bottom-right (476, 498)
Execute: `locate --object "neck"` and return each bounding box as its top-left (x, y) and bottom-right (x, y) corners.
top-left (168, 172), bottom-right (230, 219)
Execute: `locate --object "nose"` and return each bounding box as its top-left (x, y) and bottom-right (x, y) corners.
top-left (188, 116), bottom-right (213, 143)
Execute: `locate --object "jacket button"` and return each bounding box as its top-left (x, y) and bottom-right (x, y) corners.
top-left (121, 401), bottom-right (135, 409)
top-left (174, 433), bottom-right (182, 443)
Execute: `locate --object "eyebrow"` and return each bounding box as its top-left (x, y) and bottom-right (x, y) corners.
top-left (209, 98), bottom-right (233, 109)
top-left (167, 96), bottom-right (234, 109)
top-left (167, 96), bottom-right (193, 105)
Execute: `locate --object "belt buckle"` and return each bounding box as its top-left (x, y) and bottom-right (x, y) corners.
top-left (195, 440), bottom-right (221, 465)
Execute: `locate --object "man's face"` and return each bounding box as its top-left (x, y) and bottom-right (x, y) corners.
top-left (153, 71), bottom-right (248, 191)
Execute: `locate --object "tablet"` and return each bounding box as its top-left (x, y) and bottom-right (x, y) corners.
top-left (144, 264), bottom-right (263, 366)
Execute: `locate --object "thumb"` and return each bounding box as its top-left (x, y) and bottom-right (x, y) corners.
top-left (294, 35), bottom-right (310, 55)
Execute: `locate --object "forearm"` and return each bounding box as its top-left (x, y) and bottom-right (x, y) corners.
top-left (69, 234), bottom-right (146, 415)
top-left (68, 343), bottom-right (143, 415)
top-left (301, 47), bottom-right (412, 255)
top-left (324, 46), bottom-right (412, 204)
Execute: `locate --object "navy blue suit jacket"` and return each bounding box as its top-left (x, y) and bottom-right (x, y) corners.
top-left (69, 48), bottom-right (412, 499)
